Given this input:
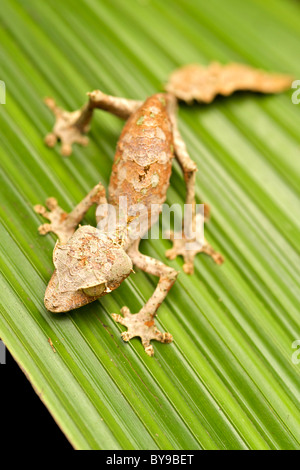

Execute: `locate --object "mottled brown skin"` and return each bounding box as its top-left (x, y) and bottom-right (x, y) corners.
top-left (166, 62), bottom-right (293, 103)
top-left (108, 94), bottom-right (174, 214)
top-left (36, 62), bottom-right (292, 356)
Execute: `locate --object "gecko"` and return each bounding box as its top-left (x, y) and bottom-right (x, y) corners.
top-left (35, 62), bottom-right (292, 356)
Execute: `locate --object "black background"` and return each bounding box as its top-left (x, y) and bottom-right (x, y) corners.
top-left (2, 349), bottom-right (200, 456)
top-left (2, 347), bottom-right (72, 450)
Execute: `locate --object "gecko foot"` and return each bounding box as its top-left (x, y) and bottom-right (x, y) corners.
top-left (44, 97), bottom-right (90, 156)
top-left (165, 229), bottom-right (224, 274)
top-left (34, 197), bottom-right (75, 244)
top-left (112, 307), bottom-right (173, 357)
top-left (34, 183), bottom-right (106, 244)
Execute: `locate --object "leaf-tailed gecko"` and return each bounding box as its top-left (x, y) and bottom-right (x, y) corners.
top-left (35, 62), bottom-right (292, 356)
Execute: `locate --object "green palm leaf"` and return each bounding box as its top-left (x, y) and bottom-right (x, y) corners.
top-left (0, 0), bottom-right (299, 450)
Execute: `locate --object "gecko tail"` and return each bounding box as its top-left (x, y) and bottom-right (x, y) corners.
top-left (165, 62), bottom-right (293, 104)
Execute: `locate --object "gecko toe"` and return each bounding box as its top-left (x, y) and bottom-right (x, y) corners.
top-left (144, 345), bottom-right (154, 357)
top-left (162, 332), bottom-right (173, 343)
top-left (38, 224), bottom-right (53, 235)
top-left (61, 143), bottom-right (73, 157)
top-left (45, 133), bottom-right (57, 148)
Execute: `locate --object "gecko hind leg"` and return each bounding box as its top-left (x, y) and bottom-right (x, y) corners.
top-left (166, 97), bottom-right (224, 274)
top-left (165, 212), bottom-right (224, 275)
top-left (112, 242), bottom-right (178, 356)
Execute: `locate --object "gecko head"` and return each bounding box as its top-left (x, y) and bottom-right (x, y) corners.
top-left (44, 225), bottom-right (132, 313)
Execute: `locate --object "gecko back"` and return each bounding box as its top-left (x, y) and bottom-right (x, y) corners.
top-left (108, 93), bottom-right (174, 216)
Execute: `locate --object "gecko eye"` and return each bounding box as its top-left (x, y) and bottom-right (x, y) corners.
top-left (82, 283), bottom-right (106, 297)
top-left (44, 225), bottom-right (132, 312)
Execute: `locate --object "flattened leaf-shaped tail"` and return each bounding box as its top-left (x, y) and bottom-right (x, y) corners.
top-left (165, 62), bottom-right (293, 103)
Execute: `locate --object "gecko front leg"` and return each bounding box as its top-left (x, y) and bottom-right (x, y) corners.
top-left (34, 182), bottom-right (107, 244)
top-left (112, 241), bottom-right (178, 357)
top-left (165, 98), bottom-right (224, 274)
top-left (44, 92), bottom-right (142, 156)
